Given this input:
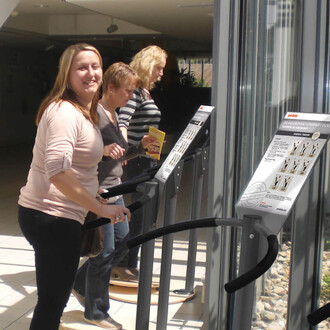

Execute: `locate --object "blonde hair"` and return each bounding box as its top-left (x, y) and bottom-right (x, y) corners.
top-left (130, 45), bottom-right (167, 90)
top-left (102, 62), bottom-right (137, 95)
top-left (35, 43), bottom-right (103, 125)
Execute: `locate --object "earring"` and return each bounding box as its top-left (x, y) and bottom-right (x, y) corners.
top-left (66, 83), bottom-right (70, 90)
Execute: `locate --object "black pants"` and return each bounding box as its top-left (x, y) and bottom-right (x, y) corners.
top-left (18, 206), bottom-right (82, 330)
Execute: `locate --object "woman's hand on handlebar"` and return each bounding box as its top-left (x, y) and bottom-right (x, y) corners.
top-left (96, 188), bottom-right (111, 203)
top-left (100, 203), bottom-right (131, 224)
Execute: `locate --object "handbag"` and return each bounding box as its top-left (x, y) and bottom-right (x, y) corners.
top-left (80, 211), bottom-right (104, 258)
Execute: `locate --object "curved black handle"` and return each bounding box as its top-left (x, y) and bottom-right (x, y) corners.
top-left (100, 147), bottom-right (209, 199)
top-left (100, 165), bottom-right (160, 199)
top-left (85, 195), bottom-right (152, 230)
top-left (127, 218), bottom-right (219, 248)
top-left (127, 217), bottom-right (276, 293)
top-left (307, 302), bottom-right (330, 326)
top-left (224, 235), bottom-right (278, 293)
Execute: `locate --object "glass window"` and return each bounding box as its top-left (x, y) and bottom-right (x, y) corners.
top-left (177, 58), bottom-right (213, 88)
top-left (235, 1), bottom-right (302, 328)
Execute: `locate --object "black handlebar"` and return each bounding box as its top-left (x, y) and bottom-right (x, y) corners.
top-left (224, 235), bottom-right (278, 293)
top-left (87, 150), bottom-right (207, 230)
top-left (127, 218), bottom-right (219, 248)
top-left (84, 165), bottom-right (160, 230)
top-left (100, 148), bottom-right (205, 200)
top-left (100, 164), bottom-right (160, 199)
top-left (85, 194), bottom-right (152, 230)
top-left (126, 217), bottom-right (278, 293)
top-left (307, 302), bottom-right (330, 326)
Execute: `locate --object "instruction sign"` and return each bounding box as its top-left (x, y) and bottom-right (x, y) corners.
top-left (236, 112), bottom-right (330, 234)
top-left (155, 105), bottom-right (214, 184)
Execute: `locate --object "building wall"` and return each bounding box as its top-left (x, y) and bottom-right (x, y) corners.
top-left (0, 46), bottom-right (59, 147)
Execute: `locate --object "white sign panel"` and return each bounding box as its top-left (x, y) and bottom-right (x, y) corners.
top-left (236, 112), bottom-right (330, 234)
top-left (155, 105), bottom-right (214, 184)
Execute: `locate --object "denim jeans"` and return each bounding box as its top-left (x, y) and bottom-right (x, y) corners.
top-left (119, 156), bottom-right (157, 268)
top-left (73, 197), bottom-right (129, 321)
top-left (18, 205), bottom-right (82, 330)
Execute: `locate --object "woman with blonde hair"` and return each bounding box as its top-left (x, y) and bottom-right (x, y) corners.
top-left (116, 45), bottom-right (167, 280)
top-left (18, 44), bottom-right (130, 330)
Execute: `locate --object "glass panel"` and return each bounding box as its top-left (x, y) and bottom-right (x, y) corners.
top-left (319, 6), bottom-right (330, 328)
top-left (252, 216), bottom-right (293, 329)
top-left (177, 58), bottom-right (213, 87)
top-left (237, 0), bottom-right (300, 193)
top-left (234, 0), bottom-right (302, 329)
top-left (319, 221), bottom-right (330, 329)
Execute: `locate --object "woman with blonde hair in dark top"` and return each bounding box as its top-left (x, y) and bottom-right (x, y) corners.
top-left (73, 62), bottom-right (156, 329)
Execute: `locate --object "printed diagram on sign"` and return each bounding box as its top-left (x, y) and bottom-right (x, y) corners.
top-left (309, 143), bottom-right (319, 157)
top-left (290, 141), bottom-right (300, 155)
top-left (236, 113), bottom-right (330, 232)
top-left (279, 157), bottom-right (292, 172)
top-left (169, 153), bottom-right (181, 167)
top-left (290, 139), bottom-right (319, 158)
top-left (271, 138), bottom-right (316, 191)
top-left (279, 175), bottom-right (292, 191)
top-left (270, 174), bottom-right (293, 191)
top-left (289, 159), bottom-right (301, 174)
top-left (178, 141), bottom-right (189, 154)
top-left (299, 142), bottom-right (310, 156)
top-left (271, 174), bottom-right (283, 190)
top-left (299, 160), bottom-right (310, 175)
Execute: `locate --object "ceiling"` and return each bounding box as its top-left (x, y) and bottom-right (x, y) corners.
top-left (0, 0), bottom-right (214, 57)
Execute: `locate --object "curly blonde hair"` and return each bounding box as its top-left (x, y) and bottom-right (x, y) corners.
top-left (130, 45), bottom-right (167, 90)
top-left (35, 43), bottom-right (103, 125)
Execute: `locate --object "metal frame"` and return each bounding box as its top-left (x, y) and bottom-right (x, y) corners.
top-left (208, 0), bottom-right (329, 329)
top-left (287, 0), bottom-right (329, 328)
top-left (206, 0), bottom-right (241, 328)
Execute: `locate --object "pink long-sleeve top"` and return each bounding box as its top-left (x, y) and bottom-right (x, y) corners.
top-left (18, 101), bottom-right (104, 224)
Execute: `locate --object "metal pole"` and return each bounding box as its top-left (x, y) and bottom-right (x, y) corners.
top-left (231, 214), bottom-right (261, 330)
top-left (173, 147), bottom-right (208, 295)
top-left (156, 161), bottom-right (184, 330)
top-left (184, 150), bottom-right (203, 293)
top-left (135, 181), bottom-right (159, 329)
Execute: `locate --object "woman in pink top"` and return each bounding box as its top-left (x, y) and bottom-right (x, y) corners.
top-left (17, 43), bottom-right (130, 330)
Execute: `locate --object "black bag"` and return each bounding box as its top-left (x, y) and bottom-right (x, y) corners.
top-left (80, 211), bottom-right (104, 258)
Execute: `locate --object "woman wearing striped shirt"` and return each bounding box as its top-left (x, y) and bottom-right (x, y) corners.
top-left (115, 45), bottom-right (167, 280)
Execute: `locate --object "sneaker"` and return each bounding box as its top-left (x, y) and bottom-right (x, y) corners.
top-left (84, 316), bottom-right (122, 329)
top-left (72, 289), bottom-right (85, 308)
top-left (111, 266), bottom-right (138, 282)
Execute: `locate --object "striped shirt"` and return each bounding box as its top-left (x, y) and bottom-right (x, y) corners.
top-left (118, 87), bottom-right (161, 145)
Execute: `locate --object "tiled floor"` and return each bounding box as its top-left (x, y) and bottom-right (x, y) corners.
top-left (0, 144), bottom-right (208, 329)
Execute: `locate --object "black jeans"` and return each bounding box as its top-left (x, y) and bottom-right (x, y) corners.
top-left (18, 206), bottom-right (82, 330)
